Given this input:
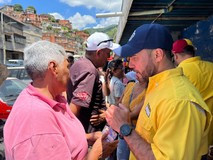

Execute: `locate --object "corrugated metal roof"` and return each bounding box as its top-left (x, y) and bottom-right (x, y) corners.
top-left (117, 0), bottom-right (213, 45)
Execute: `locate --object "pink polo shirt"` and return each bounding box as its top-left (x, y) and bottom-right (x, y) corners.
top-left (4, 84), bottom-right (88, 160)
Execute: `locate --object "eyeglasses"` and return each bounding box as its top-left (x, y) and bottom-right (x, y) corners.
top-left (97, 39), bottom-right (113, 46)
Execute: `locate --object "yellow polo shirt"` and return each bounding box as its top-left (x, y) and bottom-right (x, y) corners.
top-left (179, 56), bottom-right (213, 146)
top-left (129, 68), bottom-right (212, 160)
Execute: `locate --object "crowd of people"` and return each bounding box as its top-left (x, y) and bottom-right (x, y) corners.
top-left (1, 23), bottom-right (213, 160)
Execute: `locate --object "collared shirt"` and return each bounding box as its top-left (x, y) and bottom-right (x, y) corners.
top-left (4, 84), bottom-right (88, 160)
top-left (129, 68), bottom-right (211, 160)
top-left (179, 56), bottom-right (213, 145)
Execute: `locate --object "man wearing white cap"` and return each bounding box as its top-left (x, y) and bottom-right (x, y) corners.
top-left (67, 32), bottom-right (119, 133)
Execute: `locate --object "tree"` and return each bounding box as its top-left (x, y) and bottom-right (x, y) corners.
top-left (47, 25), bottom-right (52, 31)
top-left (26, 6), bottom-right (36, 14)
top-left (14, 4), bottom-right (23, 12)
top-left (83, 30), bottom-right (90, 34)
top-left (48, 15), bottom-right (56, 22)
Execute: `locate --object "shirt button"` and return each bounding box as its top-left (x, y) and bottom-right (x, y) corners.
top-left (155, 83), bottom-right (158, 87)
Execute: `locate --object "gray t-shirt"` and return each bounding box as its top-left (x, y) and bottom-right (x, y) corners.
top-left (107, 76), bottom-right (125, 105)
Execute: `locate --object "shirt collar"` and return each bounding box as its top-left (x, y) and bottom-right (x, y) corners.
top-left (26, 84), bottom-right (67, 110)
top-left (147, 68), bottom-right (183, 93)
top-left (179, 56), bottom-right (201, 66)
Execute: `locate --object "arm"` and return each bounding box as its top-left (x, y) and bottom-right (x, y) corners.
top-left (101, 69), bottom-right (111, 96)
top-left (86, 131), bottom-right (102, 146)
top-left (86, 132), bottom-right (118, 160)
top-left (102, 80), bottom-right (110, 96)
top-left (130, 98), bottom-right (144, 120)
top-left (105, 104), bottom-right (155, 160)
top-left (125, 130), bottom-right (155, 160)
top-left (70, 103), bottom-right (81, 117)
top-left (70, 72), bottom-right (96, 116)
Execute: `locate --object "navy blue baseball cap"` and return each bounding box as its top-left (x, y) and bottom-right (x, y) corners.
top-left (113, 24), bottom-right (173, 57)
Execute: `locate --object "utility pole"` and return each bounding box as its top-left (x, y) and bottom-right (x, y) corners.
top-left (0, 12), bottom-right (6, 64)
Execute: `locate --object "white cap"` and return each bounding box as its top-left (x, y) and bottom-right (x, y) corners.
top-left (86, 32), bottom-right (120, 51)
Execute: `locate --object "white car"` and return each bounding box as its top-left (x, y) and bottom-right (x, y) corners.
top-left (7, 67), bottom-right (31, 84)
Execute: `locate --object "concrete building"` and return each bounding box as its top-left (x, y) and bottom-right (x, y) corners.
top-left (23, 23), bottom-right (42, 47)
top-left (42, 33), bottom-right (77, 54)
top-left (0, 11), bottom-right (26, 64)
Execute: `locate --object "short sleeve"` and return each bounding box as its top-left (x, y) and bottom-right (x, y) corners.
top-left (71, 71), bottom-right (97, 108)
top-left (114, 81), bottom-right (125, 98)
top-left (12, 134), bottom-right (71, 160)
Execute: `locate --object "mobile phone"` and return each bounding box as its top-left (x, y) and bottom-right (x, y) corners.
top-left (102, 125), bottom-right (118, 142)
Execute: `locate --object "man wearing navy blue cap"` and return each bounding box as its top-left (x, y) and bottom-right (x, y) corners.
top-left (106, 24), bottom-right (211, 160)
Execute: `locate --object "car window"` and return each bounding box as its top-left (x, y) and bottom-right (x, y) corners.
top-left (8, 68), bottom-right (30, 80)
top-left (0, 79), bottom-right (27, 102)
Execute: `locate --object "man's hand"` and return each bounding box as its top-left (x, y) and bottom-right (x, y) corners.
top-left (87, 131), bottom-right (118, 160)
top-left (90, 109), bottom-right (106, 126)
top-left (86, 131), bottom-right (102, 146)
top-left (105, 104), bottom-right (131, 133)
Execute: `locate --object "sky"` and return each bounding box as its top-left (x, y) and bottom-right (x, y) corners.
top-left (0, 0), bottom-right (123, 30)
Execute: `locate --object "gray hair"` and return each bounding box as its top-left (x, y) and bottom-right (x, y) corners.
top-left (24, 40), bottom-right (67, 80)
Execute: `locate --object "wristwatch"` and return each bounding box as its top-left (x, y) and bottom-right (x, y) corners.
top-left (119, 124), bottom-right (133, 138)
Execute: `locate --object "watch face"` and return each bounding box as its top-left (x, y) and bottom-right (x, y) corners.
top-left (120, 124), bottom-right (132, 136)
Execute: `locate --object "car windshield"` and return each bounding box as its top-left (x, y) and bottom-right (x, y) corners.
top-left (0, 79), bottom-right (27, 103)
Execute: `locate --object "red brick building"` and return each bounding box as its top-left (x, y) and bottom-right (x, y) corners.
top-left (59, 20), bottom-right (72, 30)
top-left (42, 33), bottom-right (77, 54)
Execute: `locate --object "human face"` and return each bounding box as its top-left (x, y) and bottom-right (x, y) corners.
top-left (55, 58), bottom-right (70, 92)
top-left (113, 65), bottom-right (124, 79)
top-left (97, 48), bottom-right (111, 67)
top-left (129, 49), bottom-right (155, 83)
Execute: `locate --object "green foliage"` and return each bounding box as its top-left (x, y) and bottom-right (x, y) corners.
top-left (47, 25), bottom-right (52, 31)
top-left (82, 30), bottom-right (90, 34)
top-left (26, 6), bottom-right (36, 14)
top-left (61, 26), bottom-right (71, 32)
top-left (85, 25), bottom-right (118, 39)
top-left (48, 15), bottom-right (56, 22)
top-left (14, 4), bottom-right (23, 12)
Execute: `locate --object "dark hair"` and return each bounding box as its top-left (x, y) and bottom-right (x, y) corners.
top-left (108, 59), bottom-right (123, 77)
top-left (164, 50), bottom-right (173, 60)
top-left (108, 59), bottom-right (123, 70)
top-left (67, 55), bottom-right (74, 64)
top-left (183, 45), bottom-right (195, 56)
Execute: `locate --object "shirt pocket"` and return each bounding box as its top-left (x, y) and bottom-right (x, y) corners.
top-left (136, 109), bottom-right (154, 144)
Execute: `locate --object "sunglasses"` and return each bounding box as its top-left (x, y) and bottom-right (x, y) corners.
top-left (97, 39), bottom-right (113, 46)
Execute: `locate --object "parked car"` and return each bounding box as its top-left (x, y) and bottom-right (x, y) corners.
top-left (0, 77), bottom-right (26, 160)
top-left (0, 77), bottom-right (27, 120)
top-left (6, 59), bottom-right (24, 67)
top-left (7, 66), bottom-right (31, 84)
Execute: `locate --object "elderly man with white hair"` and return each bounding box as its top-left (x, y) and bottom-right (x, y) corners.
top-left (4, 40), bottom-right (117, 160)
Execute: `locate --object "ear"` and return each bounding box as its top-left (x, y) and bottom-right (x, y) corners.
top-left (153, 49), bottom-right (164, 63)
top-left (96, 49), bottom-right (102, 57)
top-left (48, 61), bottom-right (58, 76)
top-left (174, 53), bottom-right (178, 60)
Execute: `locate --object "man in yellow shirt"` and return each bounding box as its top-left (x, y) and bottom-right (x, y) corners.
top-left (172, 39), bottom-right (213, 155)
top-left (105, 24), bottom-right (212, 160)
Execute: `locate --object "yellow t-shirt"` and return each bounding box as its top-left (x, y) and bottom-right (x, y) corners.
top-left (179, 56), bottom-right (213, 146)
top-left (121, 82), bottom-right (146, 125)
top-left (129, 68), bottom-right (212, 160)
